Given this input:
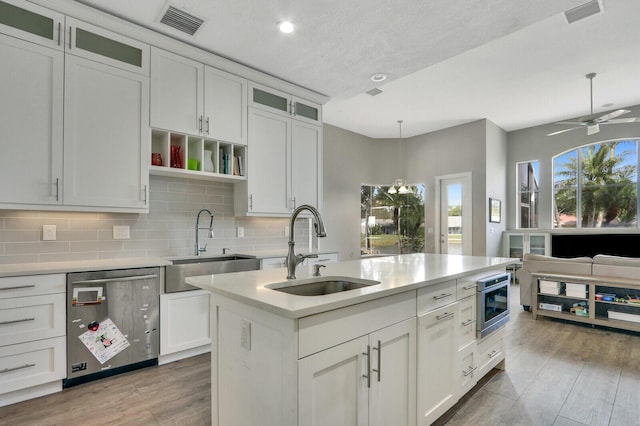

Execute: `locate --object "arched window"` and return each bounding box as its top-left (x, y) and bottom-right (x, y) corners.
top-left (553, 139), bottom-right (638, 228)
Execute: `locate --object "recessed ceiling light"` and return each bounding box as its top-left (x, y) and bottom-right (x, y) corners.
top-left (279, 21), bottom-right (295, 34)
top-left (370, 73), bottom-right (387, 82)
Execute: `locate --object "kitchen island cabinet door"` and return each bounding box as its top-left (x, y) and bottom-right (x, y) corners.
top-left (417, 302), bottom-right (458, 425)
top-left (369, 317), bottom-right (416, 426)
top-left (63, 54), bottom-right (149, 212)
top-left (0, 34), bottom-right (63, 207)
top-left (298, 335), bottom-right (369, 426)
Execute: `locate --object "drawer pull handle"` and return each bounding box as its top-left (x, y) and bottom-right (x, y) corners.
top-left (0, 285), bottom-right (36, 291)
top-left (433, 293), bottom-right (452, 300)
top-left (71, 274), bottom-right (158, 285)
top-left (436, 312), bottom-right (454, 321)
top-left (463, 284), bottom-right (477, 290)
top-left (488, 349), bottom-right (500, 359)
top-left (461, 319), bottom-right (475, 327)
top-left (0, 317), bottom-right (35, 325)
top-left (371, 339), bottom-right (381, 382)
top-left (0, 363), bottom-right (36, 374)
top-left (462, 365), bottom-right (478, 376)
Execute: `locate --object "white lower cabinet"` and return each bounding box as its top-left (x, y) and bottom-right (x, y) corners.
top-left (298, 317), bottom-right (416, 426)
top-left (417, 303), bottom-right (459, 426)
top-left (0, 274), bottom-right (66, 407)
top-left (159, 290), bottom-right (211, 363)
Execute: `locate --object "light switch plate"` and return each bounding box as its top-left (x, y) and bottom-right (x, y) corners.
top-left (43, 225), bottom-right (56, 241)
top-left (237, 226), bottom-right (244, 238)
top-left (113, 225), bottom-right (130, 239)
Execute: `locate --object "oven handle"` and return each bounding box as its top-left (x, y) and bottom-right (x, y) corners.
top-left (70, 274), bottom-right (158, 285)
top-left (481, 280), bottom-right (510, 293)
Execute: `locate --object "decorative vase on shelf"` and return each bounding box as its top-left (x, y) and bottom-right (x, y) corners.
top-left (170, 145), bottom-right (182, 168)
top-left (203, 150), bottom-right (214, 173)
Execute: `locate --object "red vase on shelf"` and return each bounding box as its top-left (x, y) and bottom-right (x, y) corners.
top-left (151, 153), bottom-right (163, 166)
top-left (170, 145), bottom-right (182, 168)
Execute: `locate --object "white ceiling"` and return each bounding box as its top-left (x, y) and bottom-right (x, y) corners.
top-left (76, 0), bottom-right (640, 138)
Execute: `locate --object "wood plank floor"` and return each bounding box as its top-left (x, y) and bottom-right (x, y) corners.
top-left (2, 283), bottom-right (640, 425)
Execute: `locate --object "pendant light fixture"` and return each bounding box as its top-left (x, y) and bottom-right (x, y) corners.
top-left (388, 120), bottom-right (411, 194)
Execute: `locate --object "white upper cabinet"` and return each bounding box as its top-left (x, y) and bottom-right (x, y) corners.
top-left (65, 17), bottom-right (149, 75)
top-left (0, 33), bottom-right (63, 207)
top-left (0, 0), bottom-right (64, 50)
top-left (63, 54), bottom-right (149, 211)
top-left (150, 47), bottom-right (203, 135)
top-left (150, 47), bottom-right (247, 144)
top-left (236, 83), bottom-right (323, 216)
top-left (203, 66), bottom-right (247, 145)
top-left (249, 82), bottom-right (322, 125)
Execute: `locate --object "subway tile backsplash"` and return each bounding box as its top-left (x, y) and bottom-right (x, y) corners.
top-left (0, 176), bottom-right (312, 264)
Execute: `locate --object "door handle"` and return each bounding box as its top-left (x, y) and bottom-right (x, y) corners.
top-left (362, 344), bottom-right (371, 388)
top-left (371, 340), bottom-right (381, 382)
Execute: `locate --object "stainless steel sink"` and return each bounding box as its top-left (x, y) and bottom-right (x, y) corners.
top-left (266, 276), bottom-right (380, 296)
top-left (166, 255), bottom-right (260, 292)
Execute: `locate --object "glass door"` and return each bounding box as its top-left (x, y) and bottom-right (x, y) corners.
top-left (438, 173), bottom-right (472, 255)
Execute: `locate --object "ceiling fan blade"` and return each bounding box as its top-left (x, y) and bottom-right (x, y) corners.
top-left (547, 127), bottom-right (581, 136)
top-left (554, 121), bottom-right (585, 126)
top-left (594, 109), bottom-right (630, 123)
top-left (587, 124), bottom-right (600, 135)
top-left (603, 117), bottom-right (640, 124)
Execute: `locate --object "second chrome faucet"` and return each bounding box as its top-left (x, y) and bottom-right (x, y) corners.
top-left (195, 208), bottom-right (214, 256)
top-left (286, 204), bottom-right (327, 279)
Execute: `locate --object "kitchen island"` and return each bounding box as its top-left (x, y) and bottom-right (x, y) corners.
top-left (187, 253), bottom-right (516, 426)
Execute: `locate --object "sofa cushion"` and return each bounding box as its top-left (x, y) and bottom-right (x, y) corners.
top-left (592, 254), bottom-right (640, 279)
top-left (522, 254), bottom-right (593, 264)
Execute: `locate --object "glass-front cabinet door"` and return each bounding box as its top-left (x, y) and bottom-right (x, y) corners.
top-left (507, 234), bottom-right (524, 260)
top-left (0, 0), bottom-right (64, 49)
top-left (528, 234), bottom-right (548, 255)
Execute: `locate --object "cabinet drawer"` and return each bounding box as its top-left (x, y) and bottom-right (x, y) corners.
top-left (459, 341), bottom-right (478, 396)
top-left (457, 295), bottom-right (476, 350)
top-left (0, 294), bottom-right (66, 346)
top-left (417, 280), bottom-right (456, 314)
top-left (457, 278), bottom-right (478, 300)
top-left (0, 274), bottom-right (65, 299)
top-left (298, 290), bottom-right (416, 358)
top-left (0, 336), bottom-right (66, 396)
top-left (477, 327), bottom-right (505, 377)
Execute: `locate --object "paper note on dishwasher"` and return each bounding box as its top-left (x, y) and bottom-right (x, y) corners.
top-left (78, 318), bottom-right (130, 364)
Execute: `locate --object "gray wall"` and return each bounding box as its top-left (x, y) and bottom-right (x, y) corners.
top-left (323, 119), bottom-right (503, 259)
top-left (486, 120), bottom-right (508, 256)
top-left (506, 103), bottom-right (640, 230)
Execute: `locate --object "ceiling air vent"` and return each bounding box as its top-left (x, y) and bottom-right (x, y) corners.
top-left (564, 0), bottom-right (602, 24)
top-left (366, 88), bottom-right (383, 96)
top-left (159, 4), bottom-right (205, 36)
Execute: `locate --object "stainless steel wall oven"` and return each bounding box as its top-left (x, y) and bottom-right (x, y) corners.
top-left (477, 272), bottom-right (510, 338)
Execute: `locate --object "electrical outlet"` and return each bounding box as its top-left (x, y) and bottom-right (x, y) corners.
top-left (240, 319), bottom-right (251, 350)
top-left (43, 225), bottom-right (56, 241)
top-left (113, 225), bottom-right (130, 240)
top-left (284, 226), bottom-right (289, 237)
top-left (237, 226), bottom-right (244, 238)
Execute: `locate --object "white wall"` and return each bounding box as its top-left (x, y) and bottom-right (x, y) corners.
top-left (486, 120), bottom-right (508, 256)
top-left (506, 103), bottom-right (640, 230)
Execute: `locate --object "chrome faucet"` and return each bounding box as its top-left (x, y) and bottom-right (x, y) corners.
top-left (195, 208), bottom-right (214, 256)
top-left (286, 204), bottom-right (327, 279)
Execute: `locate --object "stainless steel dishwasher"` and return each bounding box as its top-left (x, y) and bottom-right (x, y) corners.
top-left (64, 267), bottom-right (160, 387)
top-left (165, 255), bottom-right (260, 293)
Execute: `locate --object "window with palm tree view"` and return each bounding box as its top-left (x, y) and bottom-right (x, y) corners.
top-left (361, 184), bottom-right (425, 255)
top-left (517, 160), bottom-right (539, 228)
top-left (553, 139), bottom-right (638, 228)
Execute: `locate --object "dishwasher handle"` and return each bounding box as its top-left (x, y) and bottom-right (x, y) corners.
top-left (70, 274), bottom-right (158, 285)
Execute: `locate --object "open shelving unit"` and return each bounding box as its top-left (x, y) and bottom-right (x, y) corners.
top-left (150, 129), bottom-right (246, 182)
top-left (532, 272), bottom-right (640, 333)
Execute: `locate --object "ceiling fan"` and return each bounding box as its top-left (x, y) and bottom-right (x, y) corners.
top-left (547, 73), bottom-right (640, 136)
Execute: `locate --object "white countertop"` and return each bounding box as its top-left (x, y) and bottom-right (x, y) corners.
top-left (186, 253), bottom-right (517, 319)
top-left (0, 249), bottom-right (337, 278)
